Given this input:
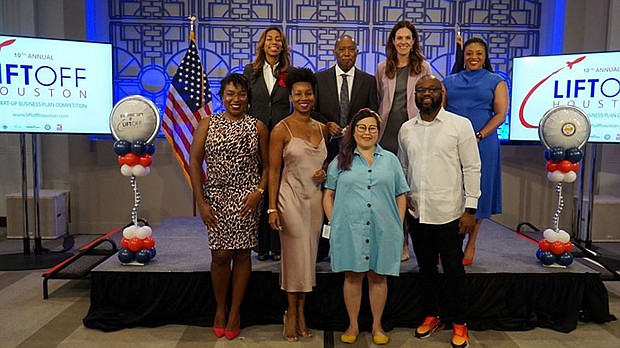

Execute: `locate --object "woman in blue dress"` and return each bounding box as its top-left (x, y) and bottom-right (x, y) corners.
top-left (323, 108), bottom-right (409, 345)
top-left (443, 37), bottom-right (509, 265)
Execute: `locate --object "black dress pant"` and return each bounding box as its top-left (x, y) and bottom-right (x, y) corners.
top-left (407, 214), bottom-right (467, 325)
top-left (258, 191), bottom-right (280, 255)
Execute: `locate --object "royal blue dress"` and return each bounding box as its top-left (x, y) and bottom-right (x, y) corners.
top-left (443, 69), bottom-right (503, 219)
top-left (325, 145), bottom-right (409, 276)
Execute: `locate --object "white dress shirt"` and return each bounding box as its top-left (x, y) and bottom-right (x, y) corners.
top-left (397, 107), bottom-right (481, 225)
top-left (263, 61), bottom-right (279, 95)
top-left (334, 65), bottom-right (355, 103)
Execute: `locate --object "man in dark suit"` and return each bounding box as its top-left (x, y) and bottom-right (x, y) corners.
top-left (313, 35), bottom-right (379, 261)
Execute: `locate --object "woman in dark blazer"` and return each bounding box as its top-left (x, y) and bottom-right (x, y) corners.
top-left (244, 26), bottom-right (292, 130)
top-left (243, 27), bottom-right (292, 262)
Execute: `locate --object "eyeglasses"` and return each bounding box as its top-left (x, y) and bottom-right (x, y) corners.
top-left (414, 87), bottom-right (441, 94)
top-left (224, 91), bottom-right (248, 99)
top-left (355, 124), bottom-right (379, 134)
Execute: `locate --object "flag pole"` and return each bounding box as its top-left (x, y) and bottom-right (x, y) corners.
top-left (188, 15), bottom-right (205, 109)
top-left (187, 14), bottom-right (198, 217)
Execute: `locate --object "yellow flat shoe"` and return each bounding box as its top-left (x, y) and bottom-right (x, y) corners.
top-left (340, 333), bottom-right (358, 344)
top-left (373, 334), bottom-right (389, 345)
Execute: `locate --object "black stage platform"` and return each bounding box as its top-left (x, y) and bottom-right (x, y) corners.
top-left (83, 217), bottom-right (615, 333)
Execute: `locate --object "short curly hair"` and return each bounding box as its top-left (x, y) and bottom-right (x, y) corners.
top-left (284, 67), bottom-right (316, 92)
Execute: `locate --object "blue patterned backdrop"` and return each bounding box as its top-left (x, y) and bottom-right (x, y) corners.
top-left (99, 0), bottom-right (547, 140)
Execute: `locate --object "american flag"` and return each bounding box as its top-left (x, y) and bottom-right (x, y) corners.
top-left (163, 32), bottom-right (212, 185)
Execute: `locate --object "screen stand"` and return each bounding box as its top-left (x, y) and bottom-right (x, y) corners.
top-left (20, 134), bottom-right (30, 256)
top-left (0, 134), bottom-right (72, 271)
top-left (572, 143), bottom-right (620, 279)
top-left (31, 134), bottom-right (43, 255)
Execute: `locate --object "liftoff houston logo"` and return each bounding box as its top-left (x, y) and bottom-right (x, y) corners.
top-left (518, 56), bottom-right (587, 129)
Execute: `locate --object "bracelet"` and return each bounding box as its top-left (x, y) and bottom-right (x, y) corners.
top-left (267, 208), bottom-right (278, 214)
top-left (475, 132), bottom-right (483, 140)
top-left (256, 187), bottom-right (265, 195)
top-left (465, 207), bottom-right (477, 215)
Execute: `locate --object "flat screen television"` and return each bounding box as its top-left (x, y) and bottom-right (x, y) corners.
top-left (510, 51), bottom-right (620, 143)
top-left (0, 35), bottom-right (113, 134)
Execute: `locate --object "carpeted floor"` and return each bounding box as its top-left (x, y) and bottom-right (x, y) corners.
top-left (2, 222), bottom-right (620, 347)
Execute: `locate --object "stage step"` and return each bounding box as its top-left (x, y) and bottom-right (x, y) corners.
top-left (42, 228), bottom-right (121, 299)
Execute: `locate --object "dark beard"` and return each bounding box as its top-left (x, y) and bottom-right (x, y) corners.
top-left (416, 97), bottom-right (442, 115)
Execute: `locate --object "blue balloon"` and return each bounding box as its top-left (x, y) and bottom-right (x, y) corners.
top-left (544, 150), bottom-right (552, 161)
top-left (536, 248), bottom-right (544, 260)
top-left (113, 140), bottom-right (131, 156)
top-left (131, 140), bottom-right (146, 155)
top-left (150, 247), bottom-right (156, 259)
top-left (556, 252), bottom-right (574, 266)
top-left (118, 248), bottom-right (134, 263)
top-left (135, 249), bottom-right (152, 263)
top-left (565, 147), bottom-right (583, 163)
top-left (145, 143), bottom-right (156, 155)
top-left (550, 147), bottom-right (566, 162)
top-left (540, 251), bottom-right (555, 265)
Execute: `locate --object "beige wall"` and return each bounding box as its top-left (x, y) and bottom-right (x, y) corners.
top-left (1, 0), bottom-right (620, 236)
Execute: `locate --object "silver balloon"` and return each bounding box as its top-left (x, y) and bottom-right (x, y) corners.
top-left (109, 95), bottom-right (161, 143)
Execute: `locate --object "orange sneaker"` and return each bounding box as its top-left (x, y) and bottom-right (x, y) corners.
top-left (414, 316), bottom-right (443, 339)
top-left (451, 323), bottom-right (469, 348)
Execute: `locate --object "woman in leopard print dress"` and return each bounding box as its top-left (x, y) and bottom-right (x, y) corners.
top-left (190, 73), bottom-right (269, 340)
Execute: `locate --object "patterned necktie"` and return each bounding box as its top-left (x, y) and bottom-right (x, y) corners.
top-left (339, 74), bottom-right (350, 127)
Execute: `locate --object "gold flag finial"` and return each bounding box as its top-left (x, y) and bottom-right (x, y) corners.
top-left (188, 15), bottom-right (196, 41)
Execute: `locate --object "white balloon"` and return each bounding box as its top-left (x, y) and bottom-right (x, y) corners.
top-left (557, 230), bottom-right (571, 243)
top-left (543, 228), bottom-right (559, 242)
top-left (120, 164), bottom-right (133, 176)
top-left (123, 225), bottom-right (138, 239)
top-left (145, 167), bottom-right (151, 176)
top-left (132, 164), bottom-right (148, 176)
top-left (547, 170), bottom-right (564, 183)
top-left (135, 225), bottom-right (152, 239)
top-left (563, 171), bottom-right (577, 183)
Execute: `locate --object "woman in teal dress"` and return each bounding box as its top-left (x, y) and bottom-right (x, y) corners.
top-left (323, 108), bottom-right (409, 345)
top-left (443, 37), bottom-right (508, 265)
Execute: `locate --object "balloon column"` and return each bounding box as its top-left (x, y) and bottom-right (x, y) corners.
top-left (109, 96), bottom-right (162, 265)
top-left (535, 106), bottom-right (591, 268)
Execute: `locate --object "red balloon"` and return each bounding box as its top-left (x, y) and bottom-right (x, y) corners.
top-left (123, 153), bottom-right (139, 166)
top-left (139, 154), bottom-right (153, 167)
top-left (118, 155), bottom-right (125, 166)
top-left (546, 160), bottom-right (558, 172)
top-left (564, 242), bottom-right (573, 252)
top-left (142, 236), bottom-right (155, 249)
top-left (539, 239), bottom-right (551, 251)
top-left (551, 241), bottom-right (565, 255)
top-left (120, 237), bottom-right (130, 249)
top-left (570, 162), bottom-right (580, 172)
top-left (558, 160), bottom-right (573, 173)
top-left (128, 237), bottom-right (143, 252)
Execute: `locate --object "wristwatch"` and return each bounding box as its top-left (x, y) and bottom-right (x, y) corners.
top-left (475, 132), bottom-right (483, 140)
top-left (465, 208), bottom-right (477, 215)
top-left (267, 208), bottom-right (278, 214)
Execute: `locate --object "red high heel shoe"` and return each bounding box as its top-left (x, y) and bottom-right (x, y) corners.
top-left (224, 315), bottom-right (241, 340)
top-left (212, 327), bottom-right (225, 338)
top-left (224, 328), bottom-right (240, 340)
top-left (462, 246), bottom-right (476, 266)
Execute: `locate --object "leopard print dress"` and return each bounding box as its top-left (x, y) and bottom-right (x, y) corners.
top-left (203, 113), bottom-right (262, 250)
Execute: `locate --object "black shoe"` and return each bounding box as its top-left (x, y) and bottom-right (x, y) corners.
top-left (271, 253), bottom-right (281, 261)
top-left (257, 253), bottom-right (269, 261)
